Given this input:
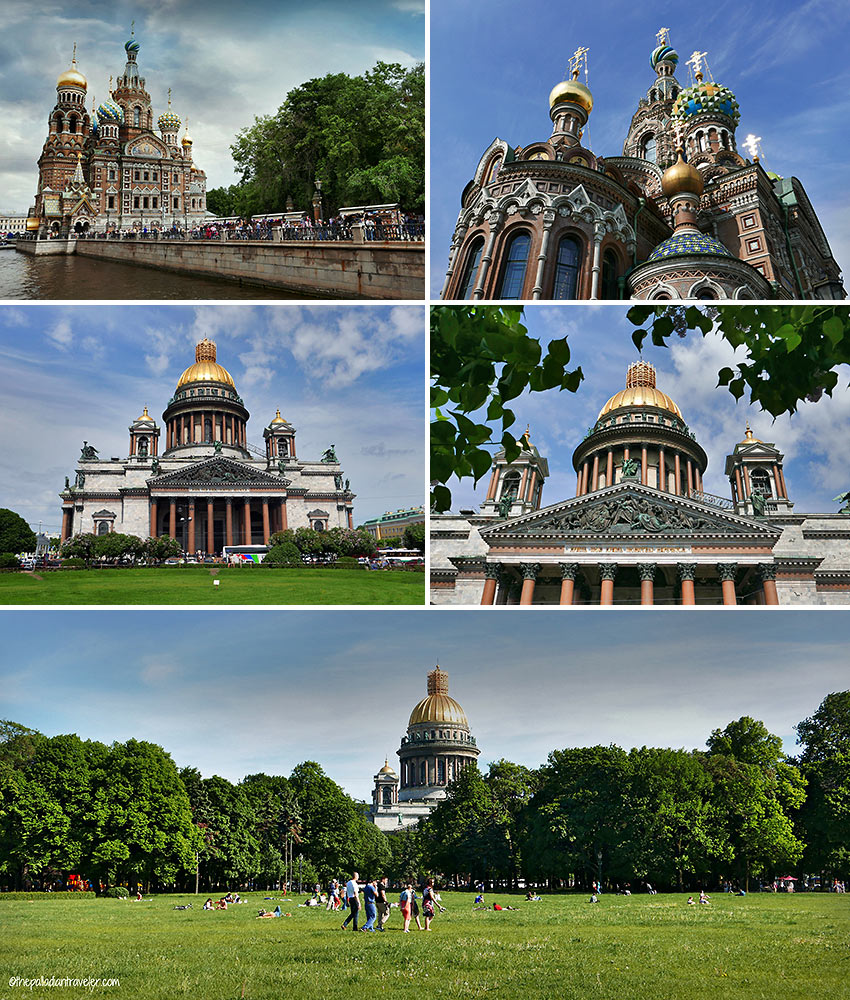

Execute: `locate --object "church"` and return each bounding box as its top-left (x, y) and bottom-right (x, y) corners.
top-left (59, 338), bottom-right (354, 551)
top-left (368, 665), bottom-right (480, 830)
top-left (29, 30), bottom-right (207, 236)
top-left (440, 31), bottom-right (844, 301)
top-left (431, 361), bottom-right (850, 606)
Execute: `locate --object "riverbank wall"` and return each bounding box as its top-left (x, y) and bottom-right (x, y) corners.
top-left (16, 237), bottom-right (424, 298)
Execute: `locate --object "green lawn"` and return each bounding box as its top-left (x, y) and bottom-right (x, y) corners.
top-left (1, 890), bottom-right (847, 999)
top-left (0, 567), bottom-right (424, 605)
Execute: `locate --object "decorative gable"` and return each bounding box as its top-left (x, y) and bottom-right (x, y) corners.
top-left (149, 457), bottom-right (289, 489)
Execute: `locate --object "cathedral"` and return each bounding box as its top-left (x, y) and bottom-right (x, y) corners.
top-left (431, 361), bottom-right (850, 606)
top-left (30, 31), bottom-right (207, 236)
top-left (59, 338), bottom-right (354, 550)
top-left (441, 31), bottom-right (844, 301)
top-left (368, 665), bottom-right (480, 830)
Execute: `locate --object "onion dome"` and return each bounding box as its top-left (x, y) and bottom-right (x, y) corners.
top-left (58, 58), bottom-right (87, 91)
top-left (738, 423), bottom-right (762, 446)
top-left (648, 230), bottom-right (732, 262)
top-left (378, 758), bottom-right (397, 776)
top-left (158, 110), bottom-right (181, 131)
top-left (598, 361), bottom-right (682, 419)
top-left (672, 80), bottom-right (740, 126)
top-left (97, 99), bottom-right (124, 123)
top-left (408, 666), bottom-right (469, 728)
top-left (549, 77), bottom-right (593, 114)
top-left (270, 409), bottom-right (289, 426)
top-left (651, 44), bottom-right (679, 68)
top-left (661, 151), bottom-right (704, 198)
top-left (125, 38), bottom-right (140, 54)
top-left (135, 406), bottom-right (155, 424)
top-left (176, 338), bottom-right (236, 389)
top-left (181, 133), bottom-right (193, 146)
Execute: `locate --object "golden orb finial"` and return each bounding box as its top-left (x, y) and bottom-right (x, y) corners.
top-left (661, 149), bottom-right (704, 199)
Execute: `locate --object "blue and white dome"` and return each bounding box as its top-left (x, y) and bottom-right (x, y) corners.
top-left (648, 231), bottom-right (732, 262)
top-left (158, 111), bottom-right (182, 131)
top-left (651, 44), bottom-right (678, 69)
top-left (97, 99), bottom-right (124, 123)
top-left (125, 38), bottom-right (140, 54)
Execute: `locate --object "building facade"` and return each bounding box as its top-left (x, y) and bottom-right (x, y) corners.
top-left (361, 506), bottom-right (425, 541)
top-left (30, 33), bottom-right (206, 236)
top-left (441, 33), bottom-right (844, 301)
top-left (59, 338), bottom-right (355, 552)
top-left (431, 362), bottom-right (850, 606)
top-left (368, 665), bottom-right (480, 831)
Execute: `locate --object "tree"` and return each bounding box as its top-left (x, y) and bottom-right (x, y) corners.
top-left (61, 533), bottom-right (99, 568)
top-left (0, 509), bottom-right (37, 555)
top-left (263, 542), bottom-right (303, 567)
top-left (143, 536), bottom-right (182, 566)
top-left (402, 522), bottom-right (425, 551)
top-left (94, 532), bottom-right (144, 564)
top-left (229, 62), bottom-right (424, 216)
top-left (796, 692), bottom-right (850, 763)
top-left (431, 307), bottom-right (583, 510)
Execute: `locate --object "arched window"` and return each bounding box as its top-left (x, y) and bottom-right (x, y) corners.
top-left (437, 760), bottom-right (446, 783)
top-left (497, 231), bottom-right (531, 299)
top-left (279, 439), bottom-right (289, 456)
top-left (698, 132), bottom-right (708, 152)
top-left (552, 235), bottom-right (581, 299)
top-left (134, 107), bottom-right (141, 127)
top-left (500, 470), bottom-right (521, 501)
top-left (97, 521), bottom-right (110, 536)
top-left (204, 418), bottom-right (212, 442)
top-left (486, 156), bottom-right (502, 184)
top-left (457, 236), bottom-right (484, 298)
top-left (312, 520), bottom-right (325, 532)
top-left (419, 761), bottom-right (427, 784)
top-left (381, 786), bottom-right (392, 805)
top-left (601, 249), bottom-right (619, 299)
top-left (68, 116), bottom-right (78, 134)
top-left (751, 468), bottom-right (773, 497)
top-left (642, 134), bottom-right (657, 163)
top-left (695, 287), bottom-right (717, 300)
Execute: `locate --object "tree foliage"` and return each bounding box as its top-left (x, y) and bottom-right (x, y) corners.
top-left (0, 509), bottom-right (37, 555)
top-left (217, 62), bottom-right (424, 217)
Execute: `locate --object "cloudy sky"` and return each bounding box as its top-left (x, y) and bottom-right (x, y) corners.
top-left (0, 0), bottom-right (424, 214)
top-left (430, 0), bottom-right (850, 295)
top-left (0, 303), bottom-right (425, 532)
top-left (440, 304), bottom-right (850, 516)
top-left (2, 609), bottom-right (847, 799)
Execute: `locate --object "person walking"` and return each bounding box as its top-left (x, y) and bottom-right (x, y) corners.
top-left (422, 878), bottom-right (437, 930)
top-left (400, 883), bottom-right (414, 933)
top-left (376, 877), bottom-right (390, 931)
top-left (362, 878), bottom-right (378, 931)
top-left (411, 885), bottom-right (424, 931)
top-left (326, 878), bottom-right (339, 911)
top-left (341, 872), bottom-right (361, 930)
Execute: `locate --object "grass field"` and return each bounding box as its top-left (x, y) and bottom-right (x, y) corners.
top-left (2, 890), bottom-right (847, 999)
top-left (0, 567), bottom-right (424, 605)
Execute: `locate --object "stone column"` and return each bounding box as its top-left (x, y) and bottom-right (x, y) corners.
top-left (472, 210), bottom-right (503, 299)
top-left (187, 497), bottom-right (196, 553)
top-left (742, 464), bottom-right (751, 498)
top-left (717, 563), bottom-right (738, 605)
top-left (262, 499), bottom-right (271, 544)
top-left (169, 498), bottom-right (177, 539)
top-left (61, 508), bottom-right (72, 543)
top-left (560, 563), bottom-right (579, 605)
top-left (657, 447), bottom-right (665, 492)
top-left (759, 563), bottom-right (779, 605)
top-left (226, 499), bottom-right (233, 547)
top-left (638, 563), bottom-right (656, 605)
top-left (674, 453), bottom-right (681, 496)
top-left (243, 499), bottom-right (252, 544)
top-left (591, 454), bottom-right (599, 493)
top-left (531, 209), bottom-right (556, 299)
top-left (734, 467), bottom-right (744, 504)
top-left (589, 225), bottom-right (605, 300)
top-left (606, 449), bottom-right (613, 488)
top-left (519, 563), bottom-right (540, 605)
top-left (678, 562), bottom-right (697, 605)
top-left (777, 465), bottom-right (789, 500)
top-left (599, 563), bottom-right (618, 605)
top-left (641, 445), bottom-right (648, 485)
top-left (580, 461), bottom-right (589, 496)
top-left (207, 498), bottom-right (215, 554)
top-left (519, 466), bottom-right (529, 501)
top-left (486, 467), bottom-right (500, 501)
top-left (280, 498), bottom-right (288, 532)
top-left (149, 499), bottom-right (158, 538)
top-left (686, 459), bottom-right (694, 495)
top-left (480, 564), bottom-right (500, 605)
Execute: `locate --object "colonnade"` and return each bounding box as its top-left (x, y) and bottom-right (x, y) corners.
top-left (480, 560), bottom-right (780, 606)
top-left (575, 444), bottom-right (704, 497)
top-left (400, 754), bottom-right (471, 789)
top-left (150, 495), bottom-right (288, 551)
top-left (165, 410), bottom-right (246, 450)
top-left (731, 461), bottom-right (790, 504)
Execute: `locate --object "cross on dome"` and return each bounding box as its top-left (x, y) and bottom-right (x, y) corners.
top-left (656, 27), bottom-right (671, 46)
top-left (743, 133), bottom-right (762, 160)
top-left (686, 50), bottom-right (708, 82)
top-left (568, 46), bottom-right (589, 81)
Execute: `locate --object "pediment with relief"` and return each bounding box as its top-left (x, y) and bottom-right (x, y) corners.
top-left (149, 457), bottom-right (288, 488)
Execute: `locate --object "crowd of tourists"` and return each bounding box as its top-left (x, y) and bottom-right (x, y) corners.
top-left (316, 873), bottom-right (443, 932)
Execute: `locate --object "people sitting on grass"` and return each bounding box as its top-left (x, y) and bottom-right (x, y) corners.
top-left (687, 897), bottom-right (696, 905)
top-left (526, 891), bottom-right (542, 901)
top-left (589, 893), bottom-right (599, 904)
top-left (474, 893), bottom-right (485, 905)
top-left (257, 906), bottom-right (282, 918)
top-left (203, 898), bottom-right (213, 910)
top-left (699, 891), bottom-right (710, 904)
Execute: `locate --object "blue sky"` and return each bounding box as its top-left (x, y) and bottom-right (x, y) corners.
top-left (2, 609), bottom-right (847, 799)
top-left (0, 0), bottom-right (424, 213)
top-left (438, 304), bottom-right (850, 515)
top-left (429, 0), bottom-right (850, 295)
top-left (0, 304), bottom-right (425, 532)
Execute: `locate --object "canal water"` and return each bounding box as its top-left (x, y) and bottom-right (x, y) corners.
top-left (0, 248), bottom-right (300, 299)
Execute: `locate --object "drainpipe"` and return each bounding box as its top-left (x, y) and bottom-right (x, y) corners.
top-left (782, 202), bottom-right (806, 300)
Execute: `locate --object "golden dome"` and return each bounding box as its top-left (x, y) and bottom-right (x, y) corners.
top-left (58, 62), bottom-right (87, 91)
top-left (549, 77), bottom-right (593, 114)
top-left (739, 423), bottom-right (762, 446)
top-left (379, 758), bottom-right (397, 776)
top-left (598, 361), bottom-right (682, 419)
top-left (408, 666), bottom-right (469, 728)
top-left (661, 151), bottom-right (704, 199)
top-left (176, 338), bottom-right (235, 389)
top-left (270, 409), bottom-right (287, 425)
top-left (136, 406), bottom-right (154, 423)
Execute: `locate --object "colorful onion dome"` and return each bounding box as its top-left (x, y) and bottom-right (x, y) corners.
top-left (651, 44), bottom-right (679, 68)
top-left (661, 152), bottom-right (704, 198)
top-left (58, 62), bottom-right (87, 91)
top-left (549, 78), bottom-right (593, 114)
top-left (90, 117), bottom-right (98, 135)
top-left (672, 81), bottom-right (740, 126)
top-left (97, 99), bottom-right (124, 123)
top-left (125, 38), bottom-right (140, 54)
top-left (648, 230), bottom-right (733, 262)
top-left (158, 111), bottom-right (182, 131)
top-left (598, 362), bottom-right (682, 420)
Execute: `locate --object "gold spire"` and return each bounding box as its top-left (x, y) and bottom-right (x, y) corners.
top-left (739, 421), bottom-right (762, 446)
top-left (57, 42), bottom-right (88, 91)
top-left (175, 338), bottom-right (236, 389)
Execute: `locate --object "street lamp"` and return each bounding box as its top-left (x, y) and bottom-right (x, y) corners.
top-left (312, 177), bottom-right (323, 226)
top-left (178, 511), bottom-right (192, 562)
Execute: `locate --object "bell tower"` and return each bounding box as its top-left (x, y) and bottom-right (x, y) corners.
top-left (128, 406), bottom-right (160, 459)
top-left (623, 28), bottom-right (682, 168)
top-left (481, 427), bottom-right (549, 518)
top-left (725, 424), bottom-right (794, 515)
top-left (264, 410), bottom-right (297, 465)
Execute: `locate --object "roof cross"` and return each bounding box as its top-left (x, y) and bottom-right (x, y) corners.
top-left (656, 27), bottom-right (670, 46)
top-left (568, 46), bottom-right (589, 81)
top-left (687, 50), bottom-right (708, 82)
top-left (743, 133), bottom-right (763, 160)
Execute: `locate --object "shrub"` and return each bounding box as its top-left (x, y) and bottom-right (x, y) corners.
top-left (103, 886), bottom-right (130, 898)
top-left (0, 553), bottom-right (20, 569)
top-left (0, 891), bottom-right (96, 901)
top-left (264, 542), bottom-right (303, 567)
top-left (335, 556), bottom-right (361, 569)
top-left (60, 558), bottom-right (86, 569)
